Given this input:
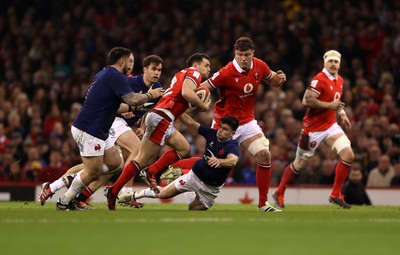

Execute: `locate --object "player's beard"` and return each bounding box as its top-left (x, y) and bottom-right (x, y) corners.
top-left (122, 65), bottom-right (129, 75)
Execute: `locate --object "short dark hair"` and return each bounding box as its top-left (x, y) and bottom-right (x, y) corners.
top-left (186, 52), bottom-right (210, 67)
top-left (106, 47), bottom-right (132, 65)
top-left (221, 116), bottom-right (239, 131)
top-left (234, 37), bottom-right (254, 51)
top-left (143, 54), bottom-right (164, 68)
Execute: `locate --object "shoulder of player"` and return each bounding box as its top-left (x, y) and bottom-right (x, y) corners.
top-left (127, 74), bottom-right (142, 84)
top-left (184, 67), bottom-right (202, 82)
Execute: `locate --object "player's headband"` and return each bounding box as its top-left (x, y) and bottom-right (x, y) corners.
top-left (323, 50), bottom-right (341, 64)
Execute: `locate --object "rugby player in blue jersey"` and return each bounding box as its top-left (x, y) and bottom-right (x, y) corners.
top-left (55, 48), bottom-right (164, 210)
top-left (130, 114), bottom-right (240, 210)
top-left (39, 55), bottom-right (165, 209)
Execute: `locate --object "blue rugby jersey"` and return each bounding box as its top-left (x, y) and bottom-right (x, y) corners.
top-left (122, 74), bottom-right (162, 126)
top-left (72, 67), bottom-right (132, 140)
top-left (192, 125), bottom-right (240, 186)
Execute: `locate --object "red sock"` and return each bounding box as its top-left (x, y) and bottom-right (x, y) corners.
top-left (331, 160), bottom-right (351, 197)
top-left (275, 163), bottom-right (298, 195)
top-left (172, 157), bottom-right (200, 169)
top-left (77, 187), bottom-right (94, 202)
top-left (256, 162), bottom-right (271, 208)
top-left (148, 149), bottom-right (180, 175)
top-left (110, 160), bottom-right (140, 196)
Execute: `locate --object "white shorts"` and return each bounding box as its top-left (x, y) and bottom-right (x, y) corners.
top-left (296, 122), bottom-right (345, 160)
top-left (174, 170), bottom-right (222, 209)
top-left (233, 119), bottom-right (263, 144)
top-left (108, 117), bottom-right (132, 144)
top-left (144, 108), bottom-right (175, 146)
top-left (71, 126), bottom-right (114, 157)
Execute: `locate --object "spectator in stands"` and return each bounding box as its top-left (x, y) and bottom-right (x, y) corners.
top-left (342, 161), bottom-right (371, 205)
top-left (367, 154), bottom-right (395, 187)
top-left (39, 150), bottom-right (68, 183)
top-left (0, 0), bottom-right (399, 187)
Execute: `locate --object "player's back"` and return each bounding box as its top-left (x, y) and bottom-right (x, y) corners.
top-left (73, 67), bottom-right (131, 139)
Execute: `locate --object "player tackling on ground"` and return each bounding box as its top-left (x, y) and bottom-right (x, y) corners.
top-left (129, 114), bottom-right (242, 211)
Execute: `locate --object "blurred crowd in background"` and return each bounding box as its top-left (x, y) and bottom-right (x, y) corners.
top-left (0, 0), bottom-right (399, 188)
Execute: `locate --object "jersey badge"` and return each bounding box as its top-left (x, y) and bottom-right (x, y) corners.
top-left (310, 80), bottom-right (318, 88)
top-left (254, 72), bottom-right (259, 80)
top-left (94, 144), bottom-right (101, 151)
top-left (218, 149), bottom-right (224, 156)
top-left (310, 141), bottom-right (317, 148)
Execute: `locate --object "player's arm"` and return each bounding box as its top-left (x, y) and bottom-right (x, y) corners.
top-left (117, 103), bottom-right (136, 113)
top-left (207, 153), bottom-right (239, 169)
top-left (200, 80), bottom-right (214, 91)
top-left (337, 108), bottom-right (352, 130)
top-left (302, 89), bottom-right (345, 110)
top-left (178, 112), bottom-right (200, 132)
top-left (261, 70), bottom-right (286, 87)
top-left (181, 78), bottom-right (209, 111)
top-left (121, 87), bottom-right (164, 106)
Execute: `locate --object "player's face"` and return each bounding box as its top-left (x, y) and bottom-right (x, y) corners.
top-left (197, 58), bottom-right (211, 79)
top-left (143, 63), bottom-right (162, 84)
top-left (217, 123), bottom-right (235, 142)
top-left (324, 59), bottom-right (340, 76)
top-left (235, 49), bottom-right (254, 71)
top-left (123, 54), bottom-right (134, 76)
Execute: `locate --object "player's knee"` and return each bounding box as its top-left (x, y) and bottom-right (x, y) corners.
top-left (177, 147), bottom-right (191, 159)
top-left (248, 137), bottom-right (270, 159)
top-left (293, 159), bottom-right (306, 172)
top-left (188, 202), bottom-right (207, 211)
top-left (340, 147), bottom-right (354, 163)
top-left (103, 158), bottom-right (123, 175)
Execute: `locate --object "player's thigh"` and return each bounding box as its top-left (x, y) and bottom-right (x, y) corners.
top-left (158, 181), bottom-right (181, 199)
top-left (103, 145), bottom-right (123, 170)
top-left (166, 130), bottom-right (191, 157)
top-left (116, 129), bottom-right (140, 154)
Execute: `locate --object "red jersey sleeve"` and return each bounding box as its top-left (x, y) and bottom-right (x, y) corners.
top-left (185, 68), bottom-right (202, 88)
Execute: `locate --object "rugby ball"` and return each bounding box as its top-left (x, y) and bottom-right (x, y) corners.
top-left (189, 87), bottom-right (211, 111)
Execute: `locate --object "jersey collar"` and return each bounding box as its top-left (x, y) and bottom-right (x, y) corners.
top-left (233, 58), bottom-right (253, 73)
top-left (322, 68), bottom-right (337, 80)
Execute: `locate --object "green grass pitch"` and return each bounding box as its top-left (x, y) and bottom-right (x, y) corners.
top-left (1, 202), bottom-right (399, 255)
